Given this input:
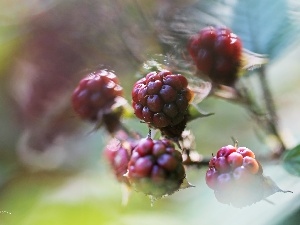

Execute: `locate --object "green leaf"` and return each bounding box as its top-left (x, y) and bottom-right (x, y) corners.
top-left (231, 0), bottom-right (300, 60)
top-left (283, 144), bottom-right (300, 176)
top-left (187, 103), bottom-right (214, 122)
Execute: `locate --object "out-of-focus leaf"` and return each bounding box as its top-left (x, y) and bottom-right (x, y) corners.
top-left (283, 144), bottom-right (300, 176)
top-left (188, 80), bottom-right (212, 104)
top-left (0, 26), bottom-right (22, 77)
top-left (231, 0), bottom-right (300, 59)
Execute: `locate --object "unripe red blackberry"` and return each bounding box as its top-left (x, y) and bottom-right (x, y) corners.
top-left (205, 144), bottom-right (265, 207)
top-left (127, 137), bottom-right (186, 197)
top-left (104, 139), bottom-right (132, 184)
top-left (72, 69), bottom-right (123, 132)
top-left (188, 26), bottom-right (242, 86)
top-left (132, 70), bottom-right (193, 129)
top-left (104, 138), bottom-right (136, 185)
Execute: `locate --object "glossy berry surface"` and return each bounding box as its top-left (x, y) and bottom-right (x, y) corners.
top-left (127, 138), bottom-right (185, 197)
top-left (159, 114), bottom-right (188, 140)
top-left (205, 144), bottom-right (264, 207)
top-left (72, 70), bottom-right (123, 121)
top-left (188, 26), bottom-right (242, 86)
top-left (104, 138), bottom-right (137, 184)
top-left (132, 70), bottom-right (193, 128)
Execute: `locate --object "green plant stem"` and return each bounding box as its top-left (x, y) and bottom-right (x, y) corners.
top-left (257, 66), bottom-right (286, 156)
top-left (212, 68), bottom-right (287, 158)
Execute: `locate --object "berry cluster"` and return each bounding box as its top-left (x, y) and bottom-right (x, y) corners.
top-left (188, 26), bottom-right (242, 86)
top-left (205, 145), bottom-right (264, 207)
top-left (127, 138), bottom-right (186, 198)
top-left (71, 70), bottom-right (123, 132)
top-left (69, 23), bottom-right (289, 207)
top-left (132, 70), bottom-right (193, 129)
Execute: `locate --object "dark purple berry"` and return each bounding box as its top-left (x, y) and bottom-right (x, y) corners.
top-left (127, 138), bottom-right (186, 197)
top-left (188, 26), bottom-right (242, 86)
top-left (132, 70), bottom-right (193, 129)
top-left (71, 70), bottom-right (123, 132)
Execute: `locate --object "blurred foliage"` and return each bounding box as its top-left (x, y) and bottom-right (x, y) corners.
top-left (283, 145), bottom-right (300, 176)
top-left (0, 0), bottom-right (300, 225)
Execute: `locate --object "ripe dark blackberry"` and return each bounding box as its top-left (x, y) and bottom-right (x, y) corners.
top-left (104, 138), bottom-right (137, 185)
top-left (127, 138), bottom-right (186, 197)
top-left (132, 70), bottom-right (193, 129)
top-left (160, 113), bottom-right (188, 140)
top-left (205, 145), bottom-right (265, 207)
top-left (188, 26), bottom-right (242, 86)
top-left (71, 69), bottom-right (123, 132)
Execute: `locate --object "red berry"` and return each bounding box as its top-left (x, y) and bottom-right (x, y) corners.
top-left (133, 156), bottom-right (154, 177)
top-left (132, 70), bottom-right (193, 129)
top-left (205, 144), bottom-right (266, 207)
top-left (151, 165), bottom-right (166, 184)
top-left (135, 138), bottom-right (154, 156)
top-left (127, 138), bottom-right (186, 197)
top-left (242, 156), bottom-right (259, 174)
top-left (237, 147), bottom-right (255, 158)
top-left (209, 156), bottom-right (217, 168)
top-left (205, 167), bottom-right (219, 189)
top-left (216, 173), bottom-right (233, 191)
top-left (227, 152), bottom-right (243, 168)
top-left (215, 156), bottom-right (231, 173)
top-left (216, 145), bottom-right (236, 158)
top-left (195, 49), bottom-right (214, 74)
top-left (159, 114), bottom-right (188, 140)
top-left (199, 26), bottom-right (217, 49)
top-left (188, 26), bottom-right (242, 86)
top-left (157, 154), bottom-right (179, 171)
top-left (104, 139), bottom-right (133, 184)
top-left (72, 70), bottom-right (123, 132)
top-left (232, 166), bottom-right (253, 183)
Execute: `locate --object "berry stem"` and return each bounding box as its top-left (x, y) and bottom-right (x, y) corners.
top-left (182, 157), bottom-right (211, 168)
top-left (257, 66), bottom-right (286, 156)
top-left (147, 128), bottom-right (152, 139)
top-left (231, 137), bottom-right (239, 148)
top-left (211, 68), bottom-right (287, 158)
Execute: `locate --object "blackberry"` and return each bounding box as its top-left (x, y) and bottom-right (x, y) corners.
top-left (127, 138), bottom-right (186, 197)
top-left (132, 70), bottom-right (193, 129)
top-left (160, 114), bottom-right (188, 140)
top-left (205, 145), bottom-right (265, 207)
top-left (188, 26), bottom-right (242, 86)
top-left (71, 69), bottom-right (123, 132)
top-left (104, 138), bottom-right (138, 185)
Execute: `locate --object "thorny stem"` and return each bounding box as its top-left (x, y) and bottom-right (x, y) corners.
top-left (257, 66), bottom-right (286, 156)
top-left (183, 157), bottom-right (211, 168)
top-left (212, 67), bottom-right (287, 159)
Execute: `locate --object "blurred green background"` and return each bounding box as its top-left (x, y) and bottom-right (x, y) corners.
top-left (0, 0), bottom-right (299, 225)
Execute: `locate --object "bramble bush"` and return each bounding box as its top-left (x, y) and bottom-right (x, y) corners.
top-left (71, 25), bottom-right (295, 207)
top-left (1, 0), bottom-right (300, 224)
